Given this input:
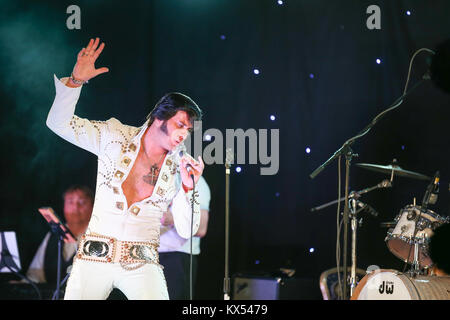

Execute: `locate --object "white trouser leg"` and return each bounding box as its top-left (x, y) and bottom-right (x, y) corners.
top-left (64, 259), bottom-right (114, 300)
top-left (114, 263), bottom-right (169, 300)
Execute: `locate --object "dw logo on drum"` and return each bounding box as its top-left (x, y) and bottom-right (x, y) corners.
top-left (379, 281), bottom-right (394, 294)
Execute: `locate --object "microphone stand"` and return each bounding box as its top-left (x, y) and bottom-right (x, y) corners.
top-left (48, 221), bottom-right (70, 300)
top-left (310, 179), bottom-right (391, 212)
top-left (341, 147), bottom-right (356, 300)
top-left (223, 149), bottom-right (233, 300)
top-left (38, 207), bottom-right (76, 300)
top-left (309, 78), bottom-right (426, 299)
top-left (52, 267), bottom-right (72, 300)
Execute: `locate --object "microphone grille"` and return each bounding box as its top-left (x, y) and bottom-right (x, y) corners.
top-left (177, 143), bottom-right (187, 160)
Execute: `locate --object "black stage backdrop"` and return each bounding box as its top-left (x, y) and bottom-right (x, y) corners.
top-left (0, 0), bottom-right (449, 299)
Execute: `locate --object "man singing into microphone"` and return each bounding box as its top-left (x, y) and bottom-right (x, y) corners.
top-left (46, 38), bottom-right (204, 299)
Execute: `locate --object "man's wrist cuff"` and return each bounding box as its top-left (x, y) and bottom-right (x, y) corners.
top-left (70, 73), bottom-right (88, 85)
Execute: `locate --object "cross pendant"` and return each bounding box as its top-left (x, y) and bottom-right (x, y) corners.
top-left (143, 164), bottom-right (159, 186)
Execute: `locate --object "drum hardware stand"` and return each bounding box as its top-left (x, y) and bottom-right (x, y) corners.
top-left (411, 206), bottom-right (425, 276)
top-left (412, 242), bottom-right (421, 274)
top-left (311, 179), bottom-right (386, 299)
top-left (405, 241), bottom-right (424, 277)
top-left (407, 209), bottom-right (428, 277)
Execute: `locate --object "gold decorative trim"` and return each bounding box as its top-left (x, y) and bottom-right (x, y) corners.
top-left (121, 156), bottom-right (132, 167)
top-left (114, 170), bottom-right (124, 180)
top-left (116, 202), bottom-right (124, 210)
top-left (156, 187), bottom-right (165, 197)
top-left (131, 206), bottom-right (140, 215)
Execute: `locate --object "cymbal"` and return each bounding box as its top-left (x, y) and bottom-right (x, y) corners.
top-left (355, 162), bottom-right (431, 181)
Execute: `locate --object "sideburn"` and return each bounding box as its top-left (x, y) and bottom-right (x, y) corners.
top-left (160, 120), bottom-right (168, 135)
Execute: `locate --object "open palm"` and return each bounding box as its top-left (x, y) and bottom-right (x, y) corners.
top-left (72, 37), bottom-right (109, 81)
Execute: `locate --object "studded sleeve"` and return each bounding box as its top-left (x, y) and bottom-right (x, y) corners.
top-left (46, 75), bottom-right (107, 156)
top-left (170, 181), bottom-right (201, 239)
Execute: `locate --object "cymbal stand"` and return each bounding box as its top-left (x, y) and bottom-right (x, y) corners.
top-left (349, 198), bottom-right (369, 297)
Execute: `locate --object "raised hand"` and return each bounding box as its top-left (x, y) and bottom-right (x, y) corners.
top-left (72, 37), bottom-right (109, 83)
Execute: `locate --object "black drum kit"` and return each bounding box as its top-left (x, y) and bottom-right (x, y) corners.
top-left (312, 158), bottom-right (450, 300)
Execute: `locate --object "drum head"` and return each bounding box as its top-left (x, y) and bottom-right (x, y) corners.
top-left (352, 269), bottom-right (450, 300)
top-left (353, 270), bottom-right (412, 300)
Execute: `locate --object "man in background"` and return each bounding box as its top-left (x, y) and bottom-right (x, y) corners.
top-left (26, 185), bottom-right (94, 284)
top-left (159, 175), bottom-right (211, 299)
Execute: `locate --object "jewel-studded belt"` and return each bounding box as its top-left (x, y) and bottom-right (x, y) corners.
top-left (76, 233), bottom-right (161, 271)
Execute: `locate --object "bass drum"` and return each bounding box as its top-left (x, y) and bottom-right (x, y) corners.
top-left (351, 269), bottom-right (450, 300)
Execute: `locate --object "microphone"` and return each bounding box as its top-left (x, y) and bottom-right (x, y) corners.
top-left (422, 171), bottom-right (440, 210)
top-left (186, 164), bottom-right (194, 177)
top-left (355, 200), bottom-right (379, 217)
top-left (178, 150), bottom-right (194, 178)
top-left (364, 204), bottom-right (379, 217)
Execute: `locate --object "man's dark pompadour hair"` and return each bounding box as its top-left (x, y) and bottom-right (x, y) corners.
top-left (146, 92), bottom-right (202, 127)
